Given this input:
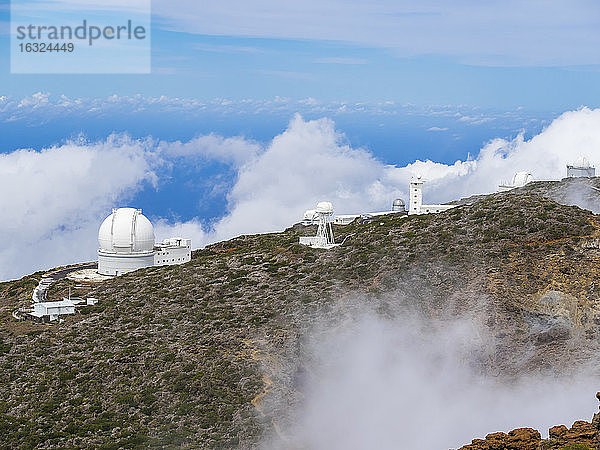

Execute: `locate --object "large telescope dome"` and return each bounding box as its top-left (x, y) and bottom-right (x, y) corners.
top-left (98, 208), bottom-right (155, 254)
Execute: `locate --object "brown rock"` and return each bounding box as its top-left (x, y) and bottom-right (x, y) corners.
top-left (459, 433), bottom-right (509, 450)
top-left (460, 438), bottom-right (490, 449)
top-left (564, 420), bottom-right (597, 447)
top-left (506, 427), bottom-right (541, 449)
top-left (548, 424), bottom-right (568, 441)
top-left (484, 432), bottom-right (509, 449)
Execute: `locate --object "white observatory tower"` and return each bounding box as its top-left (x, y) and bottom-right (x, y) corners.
top-left (299, 201), bottom-right (338, 249)
top-left (408, 176), bottom-right (455, 215)
top-left (409, 176), bottom-right (424, 215)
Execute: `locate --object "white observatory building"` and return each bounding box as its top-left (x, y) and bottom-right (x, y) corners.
top-left (409, 176), bottom-right (455, 215)
top-left (498, 172), bottom-right (534, 192)
top-left (299, 201), bottom-right (338, 249)
top-left (567, 157), bottom-right (595, 178)
top-left (98, 208), bottom-right (191, 276)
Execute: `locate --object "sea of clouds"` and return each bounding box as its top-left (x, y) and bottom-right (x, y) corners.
top-left (1, 107), bottom-right (600, 280)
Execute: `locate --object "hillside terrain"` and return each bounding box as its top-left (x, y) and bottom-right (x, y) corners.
top-left (1, 180), bottom-right (600, 448)
top-left (456, 177), bottom-right (600, 213)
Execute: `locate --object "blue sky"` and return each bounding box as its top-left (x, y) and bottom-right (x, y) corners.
top-left (2, 0), bottom-right (600, 279)
top-left (1, 1), bottom-right (599, 107)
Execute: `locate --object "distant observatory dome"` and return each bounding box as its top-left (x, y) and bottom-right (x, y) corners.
top-left (573, 156), bottom-right (592, 169)
top-left (98, 208), bottom-right (155, 254)
top-left (392, 198), bottom-right (405, 212)
top-left (316, 201), bottom-right (334, 214)
top-left (303, 209), bottom-right (317, 220)
top-left (511, 171), bottom-right (534, 188)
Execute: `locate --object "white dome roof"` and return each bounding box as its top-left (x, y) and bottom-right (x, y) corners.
top-left (392, 198), bottom-right (406, 211)
top-left (303, 209), bottom-right (317, 220)
top-left (573, 156), bottom-right (592, 169)
top-left (316, 201), bottom-right (334, 214)
top-left (98, 208), bottom-right (155, 254)
top-left (512, 171), bottom-right (534, 187)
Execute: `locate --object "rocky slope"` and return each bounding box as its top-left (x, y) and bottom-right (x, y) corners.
top-left (1, 180), bottom-right (600, 448)
top-left (456, 177), bottom-right (600, 213)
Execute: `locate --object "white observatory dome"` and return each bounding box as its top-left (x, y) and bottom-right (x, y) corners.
top-left (392, 198), bottom-right (406, 211)
top-left (303, 209), bottom-right (317, 220)
top-left (573, 156), bottom-right (591, 169)
top-left (316, 201), bottom-right (334, 214)
top-left (98, 208), bottom-right (155, 254)
top-left (511, 171), bottom-right (534, 188)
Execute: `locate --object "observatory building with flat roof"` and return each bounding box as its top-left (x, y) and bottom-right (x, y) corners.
top-left (98, 208), bottom-right (191, 276)
top-left (567, 157), bottom-right (595, 178)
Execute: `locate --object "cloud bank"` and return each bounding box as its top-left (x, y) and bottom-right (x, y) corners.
top-left (264, 303), bottom-right (597, 450)
top-left (0, 92), bottom-right (514, 125)
top-left (2, 107), bottom-right (600, 280)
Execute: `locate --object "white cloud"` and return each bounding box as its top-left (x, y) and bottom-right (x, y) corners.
top-left (3, 107), bottom-right (600, 280)
top-left (17, 92), bottom-right (50, 108)
top-left (158, 134), bottom-right (261, 166)
top-left (207, 108), bottom-right (600, 245)
top-left (210, 114), bottom-right (402, 241)
top-left (153, 219), bottom-right (208, 247)
top-left (0, 136), bottom-right (158, 280)
top-left (426, 126), bottom-right (448, 132)
top-left (0, 93), bottom-right (529, 127)
top-left (266, 302), bottom-right (597, 449)
top-left (0, 131), bottom-right (258, 280)
top-left (458, 114), bottom-right (496, 125)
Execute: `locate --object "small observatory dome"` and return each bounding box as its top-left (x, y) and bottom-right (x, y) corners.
top-left (511, 171), bottom-right (534, 188)
top-left (98, 208), bottom-right (155, 254)
top-left (573, 156), bottom-right (592, 169)
top-left (392, 198), bottom-right (405, 212)
top-left (316, 201), bottom-right (334, 214)
top-left (303, 209), bottom-right (317, 220)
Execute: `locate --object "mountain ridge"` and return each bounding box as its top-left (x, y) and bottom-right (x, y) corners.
top-left (1, 179), bottom-right (600, 448)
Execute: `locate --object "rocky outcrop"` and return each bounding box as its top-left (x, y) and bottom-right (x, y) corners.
top-left (460, 393), bottom-right (600, 449)
top-left (461, 428), bottom-right (541, 450)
